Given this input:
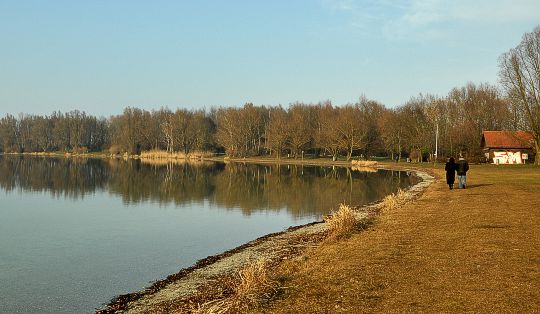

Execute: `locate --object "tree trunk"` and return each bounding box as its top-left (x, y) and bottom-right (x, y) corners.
top-left (398, 133), bottom-right (402, 162)
top-left (535, 139), bottom-right (540, 165)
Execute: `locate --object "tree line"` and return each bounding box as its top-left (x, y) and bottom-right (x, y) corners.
top-left (1, 26), bottom-right (539, 164)
top-left (0, 84), bottom-right (514, 161)
top-left (0, 110), bottom-right (108, 154)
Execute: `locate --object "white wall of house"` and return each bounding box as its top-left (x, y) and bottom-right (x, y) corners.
top-left (492, 151), bottom-right (526, 164)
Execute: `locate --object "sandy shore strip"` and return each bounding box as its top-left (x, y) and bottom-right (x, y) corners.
top-left (97, 163), bottom-right (434, 313)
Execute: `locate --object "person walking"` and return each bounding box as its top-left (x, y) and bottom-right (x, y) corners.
top-left (445, 157), bottom-right (456, 190)
top-left (456, 155), bottom-right (469, 189)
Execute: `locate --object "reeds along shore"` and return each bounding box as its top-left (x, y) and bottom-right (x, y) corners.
top-left (324, 204), bottom-right (358, 240)
top-left (195, 259), bottom-right (275, 314)
top-left (350, 160), bottom-right (378, 167)
top-left (139, 150), bottom-right (214, 160)
top-left (192, 204), bottom-right (361, 313)
top-left (192, 191), bottom-right (412, 313)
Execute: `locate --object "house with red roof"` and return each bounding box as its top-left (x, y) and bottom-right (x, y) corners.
top-left (481, 131), bottom-right (535, 164)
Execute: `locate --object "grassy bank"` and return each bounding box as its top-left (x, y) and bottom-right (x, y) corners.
top-left (249, 164), bottom-right (540, 313)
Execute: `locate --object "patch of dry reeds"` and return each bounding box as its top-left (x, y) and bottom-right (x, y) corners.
top-left (324, 204), bottom-right (358, 240)
top-left (351, 160), bottom-right (378, 167)
top-left (196, 259), bottom-right (276, 314)
top-left (381, 188), bottom-right (409, 211)
top-left (139, 150), bottom-right (213, 160)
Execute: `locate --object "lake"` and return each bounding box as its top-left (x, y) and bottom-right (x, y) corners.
top-left (0, 156), bottom-right (416, 313)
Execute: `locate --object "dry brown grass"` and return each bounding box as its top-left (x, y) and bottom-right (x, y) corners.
top-left (351, 160), bottom-right (378, 167)
top-left (381, 188), bottom-right (409, 211)
top-left (324, 204), bottom-right (357, 240)
top-left (139, 158), bottom-right (213, 166)
top-left (195, 259), bottom-right (276, 314)
top-left (139, 150), bottom-right (214, 160)
top-left (251, 165), bottom-right (540, 313)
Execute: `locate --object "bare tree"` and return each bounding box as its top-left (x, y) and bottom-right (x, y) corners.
top-left (158, 108), bottom-right (175, 153)
top-left (33, 116), bottom-right (53, 152)
top-left (0, 114), bottom-right (18, 152)
top-left (288, 103), bottom-right (315, 158)
top-left (215, 107), bottom-right (242, 156)
top-left (335, 105), bottom-right (366, 160)
top-left (315, 102), bottom-right (340, 160)
top-left (191, 110), bottom-right (215, 152)
top-left (357, 97), bottom-right (385, 157)
top-left (499, 26), bottom-right (540, 164)
top-left (265, 106), bottom-right (289, 159)
top-left (240, 103), bottom-right (266, 156)
top-left (172, 109), bottom-right (193, 153)
top-left (378, 108), bottom-right (403, 161)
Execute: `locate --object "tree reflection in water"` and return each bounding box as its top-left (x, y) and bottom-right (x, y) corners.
top-left (0, 156), bottom-right (416, 218)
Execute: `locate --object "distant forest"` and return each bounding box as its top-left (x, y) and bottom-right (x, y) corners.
top-left (0, 82), bottom-right (520, 161)
top-left (1, 26), bottom-right (539, 163)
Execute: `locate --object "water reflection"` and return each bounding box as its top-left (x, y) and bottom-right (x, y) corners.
top-left (0, 156), bottom-right (416, 218)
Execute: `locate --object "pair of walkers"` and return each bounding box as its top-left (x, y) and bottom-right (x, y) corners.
top-left (445, 156), bottom-right (469, 190)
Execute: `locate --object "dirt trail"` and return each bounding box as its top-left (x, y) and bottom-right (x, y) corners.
top-left (258, 165), bottom-right (540, 313)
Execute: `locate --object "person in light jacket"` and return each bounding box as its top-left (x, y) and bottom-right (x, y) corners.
top-left (456, 156), bottom-right (469, 189)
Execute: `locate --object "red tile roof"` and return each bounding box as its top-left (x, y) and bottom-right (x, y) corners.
top-left (482, 131), bottom-right (534, 149)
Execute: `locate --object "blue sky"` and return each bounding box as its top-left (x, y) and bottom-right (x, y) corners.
top-left (1, 0), bottom-right (540, 117)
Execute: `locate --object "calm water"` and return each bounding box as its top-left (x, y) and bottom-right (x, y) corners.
top-left (0, 156), bottom-right (416, 313)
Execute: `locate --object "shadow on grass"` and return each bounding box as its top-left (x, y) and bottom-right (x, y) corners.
top-left (463, 183), bottom-right (493, 189)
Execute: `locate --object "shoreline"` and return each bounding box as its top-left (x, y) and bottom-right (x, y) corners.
top-left (255, 164), bottom-right (540, 312)
top-left (96, 160), bottom-right (435, 313)
top-left (0, 151), bottom-right (384, 168)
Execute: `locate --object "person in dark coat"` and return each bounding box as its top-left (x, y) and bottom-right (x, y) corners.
top-left (445, 157), bottom-right (456, 190)
top-left (456, 156), bottom-right (470, 189)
